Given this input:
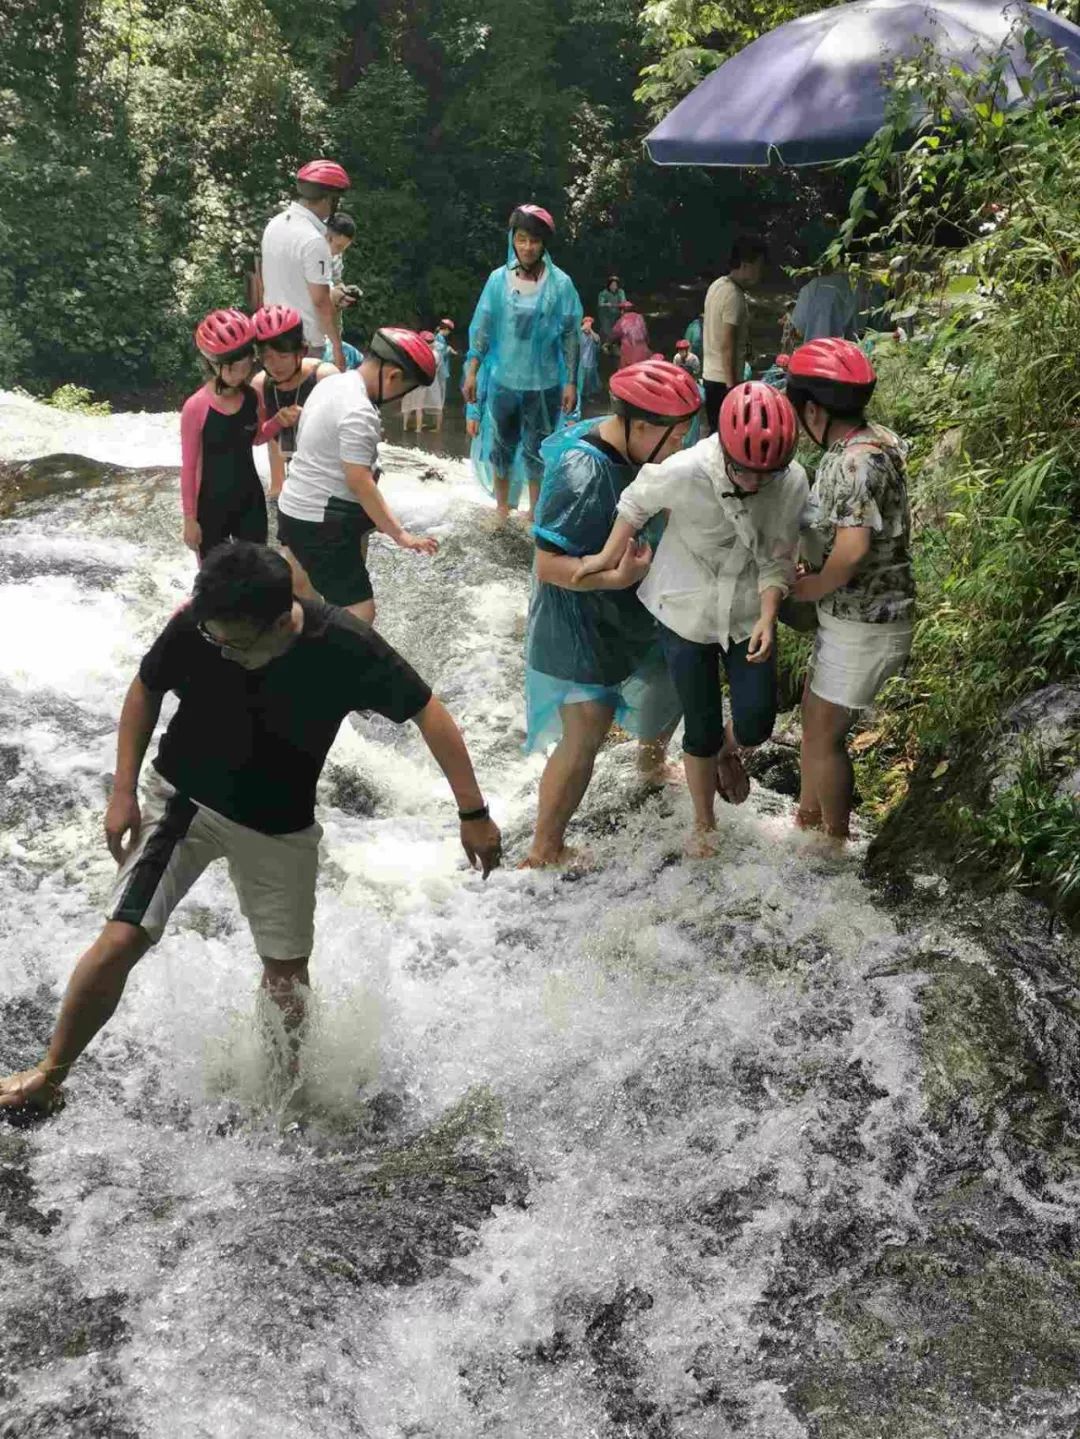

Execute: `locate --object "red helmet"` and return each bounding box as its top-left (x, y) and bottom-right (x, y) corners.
top-left (419, 330), bottom-right (436, 343)
top-left (774, 353), bottom-right (790, 370)
top-left (253, 304), bottom-right (304, 345)
top-left (720, 382), bottom-right (798, 472)
top-left (787, 337), bottom-right (876, 413)
top-left (675, 338), bottom-right (690, 350)
top-left (618, 300), bottom-right (634, 311)
top-left (296, 159), bottom-right (350, 190)
top-left (438, 317), bottom-right (454, 330)
top-left (194, 309), bottom-right (256, 359)
top-left (369, 327), bottom-right (438, 386)
top-left (610, 359), bottom-right (701, 424)
top-left (509, 204), bottom-right (555, 241)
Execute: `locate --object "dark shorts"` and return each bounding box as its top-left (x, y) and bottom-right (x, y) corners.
top-left (704, 381), bottom-right (730, 435)
top-left (197, 487), bottom-right (267, 561)
top-left (277, 509), bottom-right (374, 607)
top-left (659, 626), bottom-right (777, 757)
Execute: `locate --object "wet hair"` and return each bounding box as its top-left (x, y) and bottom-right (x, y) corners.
top-left (191, 542), bottom-right (293, 626)
top-left (326, 211), bottom-right (356, 239)
top-left (730, 235), bottom-right (767, 269)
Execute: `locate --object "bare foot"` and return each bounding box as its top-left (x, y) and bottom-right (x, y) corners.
top-left (518, 846), bottom-right (592, 873)
top-left (793, 807), bottom-right (823, 831)
top-left (638, 759), bottom-right (684, 791)
top-left (0, 1066), bottom-right (66, 1120)
top-left (684, 825), bottom-right (719, 859)
top-left (716, 750), bottom-right (750, 805)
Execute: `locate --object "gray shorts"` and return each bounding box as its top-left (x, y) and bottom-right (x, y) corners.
top-left (108, 771), bottom-right (322, 959)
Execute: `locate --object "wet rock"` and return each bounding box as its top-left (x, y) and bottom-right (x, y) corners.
top-left (745, 738), bottom-right (800, 797)
top-left (320, 761), bottom-right (383, 818)
top-left (0, 453), bottom-right (130, 513)
top-left (991, 684), bottom-right (1080, 801)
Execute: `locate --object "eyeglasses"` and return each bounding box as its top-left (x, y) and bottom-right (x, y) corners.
top-left (725, 457), bottom-right (782, 489)
top-left (198, 621), bottom-right (269, 653)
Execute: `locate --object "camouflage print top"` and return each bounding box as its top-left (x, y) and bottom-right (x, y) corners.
top-left (802, 424), bottom-right (916, 625)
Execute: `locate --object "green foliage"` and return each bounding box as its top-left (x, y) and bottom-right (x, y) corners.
top-left (960, 750), bottom-right (1080, 918)
top-left (46, 384), bottom-right (111, 416)
top-left (827, 36), bottom-right (1080, 912)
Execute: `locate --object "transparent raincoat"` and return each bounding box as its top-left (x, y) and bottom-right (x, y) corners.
top-left (467, 232), bottom-right (583, 505)
top-left (524, 417), bottom-right (681, 752)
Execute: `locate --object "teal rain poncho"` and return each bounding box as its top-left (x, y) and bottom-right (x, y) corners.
top-left (467, 231), bottom-right (583, 505)
top-left (525, 418), bottom-right (681, 753)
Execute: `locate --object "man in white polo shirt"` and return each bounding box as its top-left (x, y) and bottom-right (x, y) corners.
top-left (277, 328), bottom-right (441, 626)
top-left (261, 159), bottom-right (350, 370)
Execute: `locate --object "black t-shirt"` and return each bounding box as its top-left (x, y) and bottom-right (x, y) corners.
top-left (140, 600), bottom-right (432, 834)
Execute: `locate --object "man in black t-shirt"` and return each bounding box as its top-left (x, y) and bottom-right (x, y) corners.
top-left (0, 543), bottom-right (501, 1119)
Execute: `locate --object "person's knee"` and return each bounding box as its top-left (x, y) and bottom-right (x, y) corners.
top-left (98, 920), bottom-right (152, 970)
top-left (732, 705), bottom-right (776, 749)
top-left (682, 725), bottom-right (724, 759)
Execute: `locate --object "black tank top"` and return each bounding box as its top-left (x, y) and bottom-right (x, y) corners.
top-left (264, 366), bottom-right (319, 456)
top-left (200, 390), bottom-right (260, 501)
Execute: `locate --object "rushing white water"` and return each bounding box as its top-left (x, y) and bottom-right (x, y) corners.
top-left (2, 393), bottom-right (1079, 1439)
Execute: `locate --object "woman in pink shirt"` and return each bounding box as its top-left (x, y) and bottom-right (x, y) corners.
top-left (180, 310), bottom-right (268, 561)
top-left (609, 300), bottom-right (651, 370)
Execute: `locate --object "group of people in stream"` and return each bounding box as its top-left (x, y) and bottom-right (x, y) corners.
top-left (0, 162), bottom-right (915, 1123)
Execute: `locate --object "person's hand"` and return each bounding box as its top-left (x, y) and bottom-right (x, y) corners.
top-left (397, 531), bottom-right (439, 557)
top-left (462, 370), bottom-right (478, 405)
top-left (182, 517), bottom-right (202, 553)
top-left (466, 416), bottom-right (479, 439)
top-left (573, 552), bottom-right (609, 583)
top-left (0, 1065), bottom-right (65, 1115)
top-left (105, 788), bottom-right (141, 865)
top-left (562, 383), bottom-right (577, 415)
top-left (460, 816), bottom-right (502, 878)
top-left (276, 404), bottom-right (302, 429)
top-left (613, 538), bottom-right (652, 588)
top-left (747, 617), bottom-right (776, 664)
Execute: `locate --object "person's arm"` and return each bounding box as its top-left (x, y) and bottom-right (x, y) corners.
top-left (536, 539), bottom-right (651, 593)
top-left (560, 291), bottom-right (582, 413)
top-left (719, 322), bottom-right (739, 388)
top-left (343, 462), bottom-right (438, 555)
top-left (574, 516), bottom-right (637, 580)
top-left (412, 697), bottom-right (502, 877)
top-left (792, 526), bottom-right (872, 600)
top-left (252, 376), bottom-right (286, 445)
top-left (309, 282), bottom-right (344, 370)
top-left (179, 393), bottom-right (207, 552)
top-left (105, 676), bottom-right (164, 864)
top-left (267, 438), bottom-right (287, 500)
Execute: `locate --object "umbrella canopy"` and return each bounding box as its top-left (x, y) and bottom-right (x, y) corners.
top-left (645, 0), bottom-right (1080, 167)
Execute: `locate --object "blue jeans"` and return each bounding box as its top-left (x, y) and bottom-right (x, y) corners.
top-left (659, 626), bottom-right (777, 757)
top-left (489, 383), bottom-right (562, 483)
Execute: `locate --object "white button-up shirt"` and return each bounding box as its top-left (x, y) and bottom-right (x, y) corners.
top-left (617, 434), bottom-right (808, 648)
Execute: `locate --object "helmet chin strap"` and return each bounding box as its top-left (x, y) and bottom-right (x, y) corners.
top-left (516, 243), bottom-right (546, 280)
top-left (623, 416), bottom-right (677, 467)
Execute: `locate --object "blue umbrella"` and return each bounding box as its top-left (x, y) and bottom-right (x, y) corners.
top-left (645, 0), bottom-right (1080, 167)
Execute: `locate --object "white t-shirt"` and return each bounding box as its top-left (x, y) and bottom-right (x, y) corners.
top-left (702, 275), bottom-right (749, 385)
top-left (279, 371), bottom-right (381, 523)
top-left (261, 202), bottom-right (334, 346)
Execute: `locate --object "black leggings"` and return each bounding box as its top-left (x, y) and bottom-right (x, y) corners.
top-left (704, 381), bottom-right (730, 434)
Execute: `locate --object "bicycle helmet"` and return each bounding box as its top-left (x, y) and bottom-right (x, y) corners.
top-left (194, 309), bottom-right (256, 361)
top-left (509, 204), bottom-right (555, 241)
top-left (610, 358), bottom-right (701, 464)
top-left (253, 305), bottom-right (304, 348)
top-left (787, 338), bottom-right (876, 416)
top-left (368, 327), bottom-right (438, 404)
top-left (296, 160), bottom-right (350, 190)
top-left (719, 382), bottom-right (798, 472)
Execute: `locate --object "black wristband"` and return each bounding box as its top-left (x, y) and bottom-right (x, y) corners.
top-left (458, 805), bottom-right (489, 823)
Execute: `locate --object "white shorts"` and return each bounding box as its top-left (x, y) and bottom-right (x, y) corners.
top-left (809, 610), bottom-right (913, 711)
top-left (108, 770), bottom-right (322, 958)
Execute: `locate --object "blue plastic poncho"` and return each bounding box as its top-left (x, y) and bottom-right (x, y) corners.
top-left (684, 317), bottom-right (704, 368)
top-left (465, 356), bottom-right (528, 500)
top-left (322, 339), bottom-right (363, 370)
top-left (578, 326), bottom-right (601, 400)
top-left (467, 232), bottom-right (584, 504)
top-left (524, 417), bottom-right (681, 753)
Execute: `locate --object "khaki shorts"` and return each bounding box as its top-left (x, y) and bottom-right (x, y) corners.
top-left (108, 770), bottom-right (322, 958)
top-left (809, 610), bottom-right (913, 711)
